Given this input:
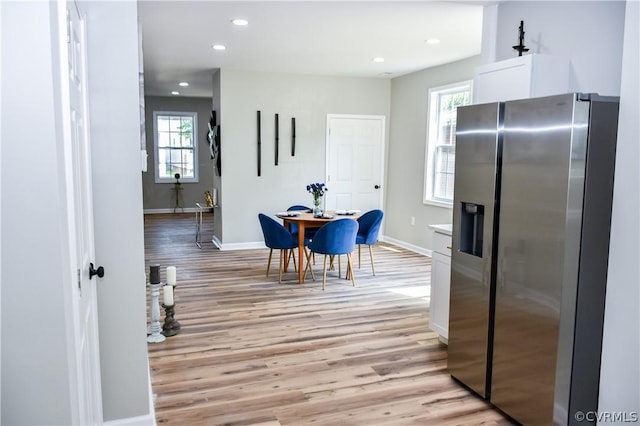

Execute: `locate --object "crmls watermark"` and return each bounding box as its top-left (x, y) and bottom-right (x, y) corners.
top-left (574, 411), bottom-right (639, 423)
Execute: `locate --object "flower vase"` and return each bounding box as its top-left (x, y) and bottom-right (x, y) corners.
top-left (313, 197), bottom-right (322, 217)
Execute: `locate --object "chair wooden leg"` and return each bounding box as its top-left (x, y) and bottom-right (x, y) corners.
top-left (358, 244), bottom-right (361, 269)
top-left (368, 245), bottom-right (375, 276)
top-left (266, 248), bottom-right (273, 277)
top-left (338, 255), bottom-right (342, 278)
top-left (290, 249), bottom-right (297, 272)
top-left (303, 249), bottom-right (316, 282)
top-left (347, 253), bottom-right (356, 287)
top-left (278, 249), bottom-right (284, 283)
top-left (306, 248), bottom-right (316, 281)
top-left (322, 255), bottom-right (328, 291)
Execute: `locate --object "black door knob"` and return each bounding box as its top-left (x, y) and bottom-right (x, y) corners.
top-left (89, 263), bottom-right (105, 279)
top-left (374, 185), bottom-right (380, 189)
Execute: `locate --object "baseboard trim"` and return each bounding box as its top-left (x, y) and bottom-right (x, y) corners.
top-left (381, 235), bottom-right (432, 257)
top-left (104, 412), bottom-right (156, 426)
top-left (144, 208), bottom-right (196, 214)
top-left (103, 369), bottom-right (156, 425)
top-left (206, 236), bottom-right (430, 255)
top-left (138, 220), bottom-right (431, 257)
top-left (218, 241), bottom-right (266, 251)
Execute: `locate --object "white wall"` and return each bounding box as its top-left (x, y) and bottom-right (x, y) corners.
top-left (494, 1), bottom-right (626, 95)
top-left (218, 70), bottom-right (390, 246)
top-left (1, 2), bottom-right (75, 423)
top-left (1, 0), bottom-right (4, 419)
top-left (387, 56), bottom-right (480, 252)
top-left (598, 0), bottom-right (640, 420)
top-left (83, 1), bottom-right (153, 422)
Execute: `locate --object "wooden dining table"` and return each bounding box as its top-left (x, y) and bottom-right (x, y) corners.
top-left (279, 210), bottom-right (361, 284)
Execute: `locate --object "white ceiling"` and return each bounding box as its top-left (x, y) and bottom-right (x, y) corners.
top-left (138, 1), bottom-right (485, 98)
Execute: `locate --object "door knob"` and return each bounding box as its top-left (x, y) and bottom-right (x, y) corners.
top-left (374, 185), bottom-right (381, 189)
top-left (89, 263), bottom-right (105, 279)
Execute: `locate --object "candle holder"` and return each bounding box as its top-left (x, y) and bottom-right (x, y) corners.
top-left (162, 303), bottom-right (181, 337)
top-left (147, 282), bottom-right (166, 343)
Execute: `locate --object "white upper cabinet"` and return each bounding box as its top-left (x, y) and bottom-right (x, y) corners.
top-left (473, 54), bottom-right (570, 104)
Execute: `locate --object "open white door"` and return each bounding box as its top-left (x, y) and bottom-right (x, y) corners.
top-left (58, 1), bottom-right (103, 423)
top-left (325, 114), bottom-right (385, 212)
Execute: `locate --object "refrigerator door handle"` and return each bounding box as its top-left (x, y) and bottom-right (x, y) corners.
top-left (496, 248), bottom-right (505, 289)
top-left (483, 258), bottom-right (491, 288)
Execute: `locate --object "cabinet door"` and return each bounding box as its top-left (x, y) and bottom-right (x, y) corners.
top-left (473, 54), bottom-right (569, 105)
top-left (430, 251), bottom-right (451, 340)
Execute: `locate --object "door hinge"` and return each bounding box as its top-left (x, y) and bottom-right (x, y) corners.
top-left (77, 268), bottom-right (81, 291)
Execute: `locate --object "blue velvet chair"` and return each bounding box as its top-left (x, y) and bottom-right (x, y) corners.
top-left (287, 204), bottom-right (317, 264)
top-left (286, 204), bottom-right (317, 237)
top-left (258, 213), bottom-right (314, 283)
top-left (356, 209), bottom-right (384, 275)
top-left (303, 219), bottom-right (359, 290)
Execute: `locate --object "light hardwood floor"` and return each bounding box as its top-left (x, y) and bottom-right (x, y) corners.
top-left (144, 213), bottom-right (514, 426)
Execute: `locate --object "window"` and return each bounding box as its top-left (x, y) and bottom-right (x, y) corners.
top-left (424, 81), bottom-right (472, 205)
top-left (154, 111), bottom-right (198, 183)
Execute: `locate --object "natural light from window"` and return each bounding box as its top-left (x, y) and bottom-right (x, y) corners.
top-left (153, 111), bottom-right (198, 183)
top-left (424, 81), bottom-right (472, 206)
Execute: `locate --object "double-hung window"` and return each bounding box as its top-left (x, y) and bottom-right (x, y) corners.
top-left (154, 111), bottom-right (198, 183)
top-left (424, 81), bottom-right (472, 206)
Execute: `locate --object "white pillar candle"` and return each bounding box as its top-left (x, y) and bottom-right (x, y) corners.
top-left (166, 266), bottom-right (177, 285)
top-left (163, 285), bottom-right (174, 306)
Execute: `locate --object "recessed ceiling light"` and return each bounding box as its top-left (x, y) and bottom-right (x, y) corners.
top-left (426, 38), bottom-right (441, 45)
top-left (373, 57), bottom-right (385, 63)
top-left (178, 82), bottom-right (189, 87)
top-left (232, 19), bottom-right (248, 26)
top-left (171, 91), bottom-right (180, 95)
top-left (212, 44), bottom-right (226, 51)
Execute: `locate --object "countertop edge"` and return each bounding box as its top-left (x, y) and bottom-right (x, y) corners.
top-left (428, 223), bottom-right (452, 236)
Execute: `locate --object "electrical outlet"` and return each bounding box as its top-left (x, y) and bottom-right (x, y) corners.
top-left (411, 216), bottom-right (415, 226)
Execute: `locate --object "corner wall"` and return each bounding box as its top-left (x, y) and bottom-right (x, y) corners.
top-left (598, 0), bottom-right (640, 419)
top-left (494, 1), bottom-right (626, 95)
top-left (387, 56), bottom-right (480, 252)
top-left (84, 1), bottom-right (153, 422)
top-left (1, 2), bottom-right (74, 423)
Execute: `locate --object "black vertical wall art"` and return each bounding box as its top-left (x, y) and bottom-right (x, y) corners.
top-left (207, 111), bottom-right (221, 176)
top-left (275, 113), bottom-right (279, 166)
top-left (257, 110), bottom-right (262, 176)
top-left (291, 117), bottom-right (296, 156)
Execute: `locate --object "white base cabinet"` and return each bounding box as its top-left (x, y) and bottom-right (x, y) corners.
top-left (429, 226), bottom-right (452, 343)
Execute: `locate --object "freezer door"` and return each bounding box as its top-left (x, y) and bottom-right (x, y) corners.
top-left (491, 93), bottom-right (589, 425)
top-left (448, 102), bottom-right (502, 398)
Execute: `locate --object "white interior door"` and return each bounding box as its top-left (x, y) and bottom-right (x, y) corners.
top-left (326, 115), bottom-right (385, 212)
top-left (60, 1), bottom-right (103, 423)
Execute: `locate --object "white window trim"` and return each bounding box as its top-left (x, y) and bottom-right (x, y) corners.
top-left (423, 80), bottom-right (472, 207)
top-left (153, 111), bottom-right (199, 183)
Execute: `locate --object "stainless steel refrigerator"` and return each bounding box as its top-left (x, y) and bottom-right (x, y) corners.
top-left (447, 93), bottom-right (619, 425)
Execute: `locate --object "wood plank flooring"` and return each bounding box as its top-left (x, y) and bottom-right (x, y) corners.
top-left (144, 213), bottom-right (514, 426)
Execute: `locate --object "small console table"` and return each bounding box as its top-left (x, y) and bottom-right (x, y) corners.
top-left (172, 184), bottom-right (184, 213)
top-left (195, 202), bottom-right (217, 248)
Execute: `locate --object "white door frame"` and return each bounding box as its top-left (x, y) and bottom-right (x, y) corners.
top-left (55, 1), bottom-right (103, 423)
top-left (325, 113), bottom-right (386, 211)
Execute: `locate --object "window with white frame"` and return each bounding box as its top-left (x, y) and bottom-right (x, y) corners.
top-left (154, 111), bottom-right (198, 183)
top-left (424, 81), bottom-right (472, 205)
